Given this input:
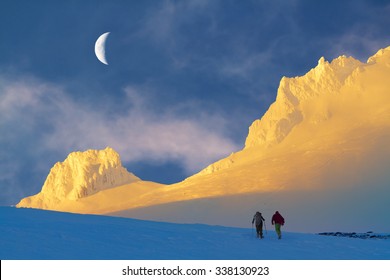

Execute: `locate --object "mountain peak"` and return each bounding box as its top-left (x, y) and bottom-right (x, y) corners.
top-left (244, 52), bottom-right (365, 149)
top-left (367, 45), bottom-right (390, 64)
top-left (317, 56), bottom-right (326, 65)
top-left (65, 146), bottom-right (121, 169)
top-left (17, 147), bottom-right (140, 209)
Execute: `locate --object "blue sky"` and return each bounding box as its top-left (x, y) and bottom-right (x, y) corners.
top-left (1, 0), bottom-right (390, 206)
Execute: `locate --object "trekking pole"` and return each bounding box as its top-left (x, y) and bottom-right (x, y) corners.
top-left (264, 222), bottom-right (267, 235)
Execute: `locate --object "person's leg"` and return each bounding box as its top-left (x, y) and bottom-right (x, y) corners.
top-left (275, 223), bottom-right (281, 239)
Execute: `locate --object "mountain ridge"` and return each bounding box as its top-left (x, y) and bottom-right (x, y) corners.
top-left (196, 46), bottom-right (390, 177)
top-left (16, 46), bottom-right (390, 232)
top-left (244, 54), bottom-right (364, 149)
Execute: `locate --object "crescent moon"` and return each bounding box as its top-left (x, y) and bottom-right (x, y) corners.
top-left (94, 32), bottom-right (110, 65)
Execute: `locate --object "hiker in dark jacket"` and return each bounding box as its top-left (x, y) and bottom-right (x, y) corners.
top-left (252, 211), bottom-right (265, 239)
top-left (271, 211), bottom-right (285, 239)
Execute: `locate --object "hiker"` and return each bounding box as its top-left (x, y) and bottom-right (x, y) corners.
top-left (252, 211), bottom-right (265, 239)
top-left (271, 211), bottom-right (285, 239)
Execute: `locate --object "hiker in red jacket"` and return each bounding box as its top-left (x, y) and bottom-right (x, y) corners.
top-left (271, 211), bottom-right (285, 239)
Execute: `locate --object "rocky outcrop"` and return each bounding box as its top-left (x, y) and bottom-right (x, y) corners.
top-left (17, 147), bottom-right (139, 209)
top-left (318, 232), bottom-right (390, 240)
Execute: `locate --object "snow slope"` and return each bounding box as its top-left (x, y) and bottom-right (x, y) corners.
top-left (1, 207), bottom-right (389, 260)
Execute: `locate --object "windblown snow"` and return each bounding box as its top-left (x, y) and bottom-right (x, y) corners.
top-left (16, 46), bottom-right (390, 233)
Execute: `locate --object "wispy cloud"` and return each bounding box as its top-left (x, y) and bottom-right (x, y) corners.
top-left (137, 0), bottom-right (219, 70)
top-left (326, 32), bottom-right (390, 62)
top-left (0, 75), bottom-right (239, 176)
top-left (137, 0), bottom-right (303, 93)
top-left (302, 2), bottom-right (390, 62)
top-left (141, 0), bottom-right (215, 42)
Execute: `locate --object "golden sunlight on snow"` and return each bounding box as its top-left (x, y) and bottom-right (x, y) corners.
top-left (17, 46), bottom-right (390, 230)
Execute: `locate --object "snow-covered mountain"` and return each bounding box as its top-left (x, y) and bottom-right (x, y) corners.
top-left (16, 46), bottom-right (390, 232)
top-left (197, 47), bottom-right (389, 176)
top-left (245, 56), bottom-right (363, 149)
top-left (17, 147), bottom-right (140, 209)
